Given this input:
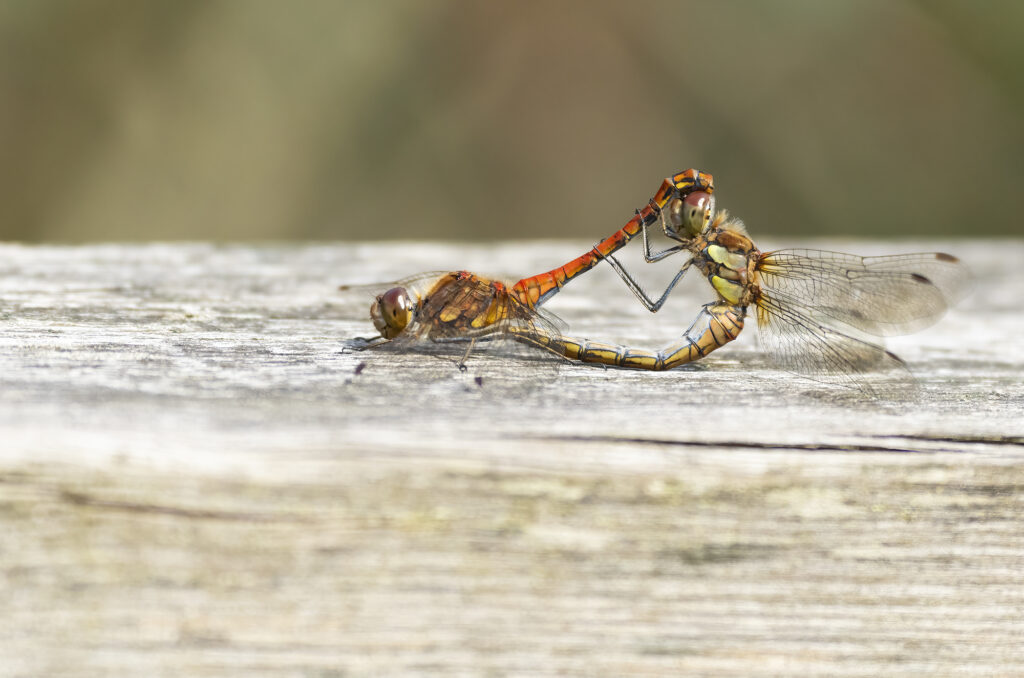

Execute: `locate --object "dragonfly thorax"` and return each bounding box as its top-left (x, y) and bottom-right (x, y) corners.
top-left (693, 213), bottom-right (761, 307)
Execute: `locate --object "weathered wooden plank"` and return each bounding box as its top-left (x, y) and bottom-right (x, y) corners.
top-left (0, 241), bottom-right (1021, 677)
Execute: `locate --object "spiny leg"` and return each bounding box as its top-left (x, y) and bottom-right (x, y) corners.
top-left (601, 253), bottom-right (693, 313)
top-left (642, 181), bottom-right (713, 262)
top-left (509, 169), bottom-right (713, 308)
top-left (606, 188), bottom-right (713, 311)
top-left (582, 207), bottom-right (684, 310)
top-left (640, 208), bottom-right (687, 262)
top-left (510, 204), bottom-right (661, 307)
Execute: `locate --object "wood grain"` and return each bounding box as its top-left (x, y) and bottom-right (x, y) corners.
top-left (0, 241), bottom-right (1021, 677)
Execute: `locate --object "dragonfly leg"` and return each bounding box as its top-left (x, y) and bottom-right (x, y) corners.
top-left (457, 338), bottom-right (477, 371)
top-left (640, 208), bottom-right (686, 262)
top-left (601, 254), bottom-right (693, 313)
top-left (638, 209), bottom-right (688, 262)
top-left (510, 302), bottom-right (745, 370)
top-left (343, 335), bottom-right (387, 352)
top-left (508, 169), bottom-right (712, 308)
top-left (641, 239), bottom-right (685, 262)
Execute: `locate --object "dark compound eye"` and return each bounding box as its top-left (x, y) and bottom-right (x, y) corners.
top-left (380, 287), bottom-right (410, 315)
top-left (372, 286), bottom-right (414, 338)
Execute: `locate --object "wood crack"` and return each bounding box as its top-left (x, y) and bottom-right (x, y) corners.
top-left (874, 434), bottom-right (1024, 447)
top-left (59, 489), bottom-right (311, 523)
top-left (522, 434), bottom-right (931, 454)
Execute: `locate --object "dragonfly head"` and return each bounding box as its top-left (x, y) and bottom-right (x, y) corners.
top-left (371, 286), bottom-right (415, 339)
top-left (666, 190), bottom-right (715, 240)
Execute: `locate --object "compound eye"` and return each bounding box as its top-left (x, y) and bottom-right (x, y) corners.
top-left (371, 286), bottom-right (413, 338)
top-left (678, 191), bottom-right (714, 237)
top-left (667, 198), bottom-right (687, 233)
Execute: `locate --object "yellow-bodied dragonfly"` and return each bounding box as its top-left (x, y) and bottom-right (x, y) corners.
top-left (513, 189), bottom-right (970, 393)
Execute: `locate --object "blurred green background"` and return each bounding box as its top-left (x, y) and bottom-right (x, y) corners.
top-left (2, 0), bottom-right (1021, 242)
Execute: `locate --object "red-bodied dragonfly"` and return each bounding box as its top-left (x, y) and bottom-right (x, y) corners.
top-left (512, 189), bottom-right (970, 393)
top-left (342, 169), bottom-right (714, 367)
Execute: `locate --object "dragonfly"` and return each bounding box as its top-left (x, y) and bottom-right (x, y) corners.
top-left (342, 169), bottom-right (715, 366)
top-left (511, 189), bottom-right (970, 393)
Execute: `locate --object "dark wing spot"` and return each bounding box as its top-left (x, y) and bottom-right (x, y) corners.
top-left (354, 362), bottom-right (366, 375)
top-left (911, 273), bottom-right (935, 285)
top-left (935, 252), bottom-right (960, 263)
top-left (474, 376), bottom-right (484, 387)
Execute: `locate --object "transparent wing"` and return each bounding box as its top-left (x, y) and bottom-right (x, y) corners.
top-left (337, 271), bottom-right (451, 294)
top-left (350, 275), bottom-right (566, 394)
top-left (336, 271), bottom-right (452, 320)
top-left (413, 274), bottom-right (506, 340)
top-left (385, 274), bottom-right (569, 366)
top-left (757, 250), bottom-right (970, 337)
top-left (532, 305), bottom-right (569, 335)
top-left (465, 304), bottom-right (571, 366)
top-left (755, 290), bottom-right (911, 395)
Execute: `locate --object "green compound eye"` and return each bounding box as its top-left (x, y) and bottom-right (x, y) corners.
top-left (682, 191), bottom-right (714, 237)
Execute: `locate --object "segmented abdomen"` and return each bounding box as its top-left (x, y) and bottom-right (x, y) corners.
top-left (511, 303), bottom-right (745, 371)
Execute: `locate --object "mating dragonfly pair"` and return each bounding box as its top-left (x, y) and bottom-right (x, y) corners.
top-left (343, 169), bottom-right (968, 394)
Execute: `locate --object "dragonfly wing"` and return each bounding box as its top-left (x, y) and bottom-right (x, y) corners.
top-left (757, 249), bottom-right (970, 336)
top-left (415, 274), bottom-right (507, 340)
top-left (755, 290), bottom-right (911, 394)
top-left (532, 304), bottom-right (569, 335)
top-left (337, 271), bottom-right (453, 321)
top-left (347, 269), bottom-right (569, 373)
top-left (338, 271), bottom-right (452, 294)
top-left (470, 292), bottom-right (571, 363)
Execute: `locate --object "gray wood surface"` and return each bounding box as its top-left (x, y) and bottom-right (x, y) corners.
top-left (1, 240), bottom-right (1021, 677)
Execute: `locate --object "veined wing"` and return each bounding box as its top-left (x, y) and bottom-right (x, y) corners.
top-left (338, 271), bottom-right (451, 295)
top-left (337, 270), bottom-right (453, 321)
top-left (398, 275), bottom-right (570, 371)
top-left (471, 300), bottom-right (572, 364)
top-left (410, 273), bottom-right (567, 342)
top-left (757, 250), bottom-right (970, 336)
top-left (755, 290), bottom-right (910, 395)
top-left (413, 273), bottom-right (506, 340)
